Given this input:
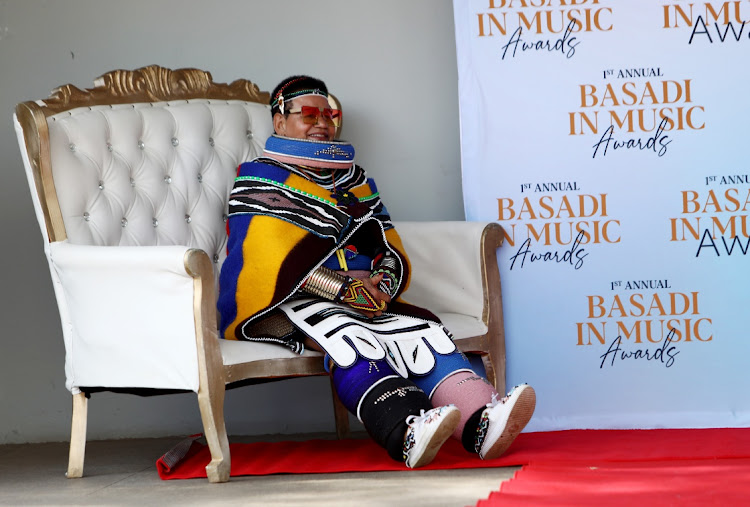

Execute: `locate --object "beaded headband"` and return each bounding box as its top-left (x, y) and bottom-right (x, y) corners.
top-left (272, 82), bottom-right (329, 115)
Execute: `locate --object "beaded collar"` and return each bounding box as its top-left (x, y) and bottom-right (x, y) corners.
top-left (263, 135), bottom-right (355, 170)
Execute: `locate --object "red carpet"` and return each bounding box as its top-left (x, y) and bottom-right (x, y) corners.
top-left (157, 428), bottom-right (750, 480)
top-left (478, 459), bottom-right (750, 506)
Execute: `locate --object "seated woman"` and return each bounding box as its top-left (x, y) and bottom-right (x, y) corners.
top-left (218, 75), bottom-right (536, 468)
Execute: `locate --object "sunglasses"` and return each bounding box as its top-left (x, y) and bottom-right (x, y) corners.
top-left (287, 106), bottom-right (342, 128)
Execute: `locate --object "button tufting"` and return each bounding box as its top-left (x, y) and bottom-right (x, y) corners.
top-left (130, 178), bottom-right (136, 187)
top-left (171, 137), bottom-right (179, 147)
top-left (213, 254), bottom-right (220, 263)
top-left (246, 130), bottom-right (253, 140)
top-left (197, 173), bottom-right (203, 183)
top-left (152, 218), bottom-right (159, 227)
top-left (83, 212), bottom-right (90, 222)
top-left (69, 143), bottom-right (76, 152)
top-left (121, 218), bottom-right (128, 227)
top-left (209, 137), bottom-right (215, 147)
top-left (164, 175), bottom-right (172, 184)
top-left (222, 213), bottom-right (228, 223)
top-left (138, 140), bottom-right (145, 150)
top-left (107, 143), bottom-right (113, 152)
top-left (98, 180), bottom-right (104, 190)
top-left (185, 214), bottom-right (192, 223)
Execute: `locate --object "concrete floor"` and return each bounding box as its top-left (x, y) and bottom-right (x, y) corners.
top-left (0, 434), bottom-right (519, 506)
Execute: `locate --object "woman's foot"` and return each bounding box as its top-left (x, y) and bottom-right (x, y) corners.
top-left (403, 405), bottom-right (461, 468)
top-left (475, 384), bottom-right (536, 460)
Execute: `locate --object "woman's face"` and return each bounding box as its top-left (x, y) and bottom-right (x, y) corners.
top-left (274, 95), bottom-right (336, 142)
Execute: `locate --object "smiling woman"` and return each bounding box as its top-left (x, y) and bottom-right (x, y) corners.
top-left (274, 96), bottom-right (337, 141)
top-left (216, 74), bottom-right (536, 470)
top-left (268, 76), bottom-right (342, 141)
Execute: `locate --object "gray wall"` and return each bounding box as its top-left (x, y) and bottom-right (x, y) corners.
top-left (0, 0), bottom-right (464, 443)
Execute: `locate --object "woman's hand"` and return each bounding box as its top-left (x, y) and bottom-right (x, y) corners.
top-left (349, 273), bottom-right (391, 318)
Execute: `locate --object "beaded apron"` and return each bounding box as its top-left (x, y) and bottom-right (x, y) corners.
top-left (278, 297), bottom-right (458, 377)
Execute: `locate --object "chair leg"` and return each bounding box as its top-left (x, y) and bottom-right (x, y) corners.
top-left (329, 376), bottom-right (351, 439)
top-left (482, 353), bottom-right (506, 395)
top-left (188, 249), bottom-right (230, 482)
top-left (197, 379), bottom-right (230, 483)
top-left (66, 392), bottom-right (87, 478)
top-left (481, 354), bottom-right (496, 391)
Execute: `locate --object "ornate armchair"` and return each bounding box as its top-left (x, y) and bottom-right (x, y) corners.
top-left (13, 65), bottom-right (506, 483)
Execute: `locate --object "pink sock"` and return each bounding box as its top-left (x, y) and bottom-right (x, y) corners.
top-left (430, 371), bottom-right (498, 440)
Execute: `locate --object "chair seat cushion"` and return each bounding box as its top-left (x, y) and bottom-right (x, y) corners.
top-left (220, 339), bottom-right (323, 366)
top-left (436, 312), bottom-right (488, 340)
top-left (220, 312), bottom-right (487, 367)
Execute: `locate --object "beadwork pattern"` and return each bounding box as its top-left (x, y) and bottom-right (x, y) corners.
top-left (314, 145), bottom-right (352, 159)
top-left (342, 279), bottom-right (387, 312)
top-left (402, 407), bottom-right (451, 462)
top-left (474, 386), bottom-right (517, 453)
top-left (373, 385), bottom-right (421, 405)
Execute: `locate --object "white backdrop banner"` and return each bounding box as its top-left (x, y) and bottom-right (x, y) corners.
top-left (453, 0), bottom-right (750, 431)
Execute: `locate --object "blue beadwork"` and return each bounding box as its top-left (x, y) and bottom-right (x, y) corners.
top-left (265, 135), bottom-right (355, 162)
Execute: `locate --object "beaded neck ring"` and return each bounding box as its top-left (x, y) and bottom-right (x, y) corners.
top-left (262, 135), bottom-right (358, 205)
top-left (263, 135), bottom-right (354, 170)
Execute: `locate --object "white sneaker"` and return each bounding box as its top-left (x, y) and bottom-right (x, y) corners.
top-left (475, 384), bottom-right (536, 460)
top-left (402, 405), bottom-right (461, 469)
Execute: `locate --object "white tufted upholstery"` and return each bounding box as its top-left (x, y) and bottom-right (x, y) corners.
top-left (48, 100), bottom-right (272, 272)
top-left (397, 221), bottom-right (489, 338)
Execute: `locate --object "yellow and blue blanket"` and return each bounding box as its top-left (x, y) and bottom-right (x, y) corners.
top-left (217, 158), bottom-right (413, 343)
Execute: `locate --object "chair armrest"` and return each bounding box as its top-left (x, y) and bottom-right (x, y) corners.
top-left (394, 221), bottom-right (506, 392)
top-left (393, 221), bottom-right (503, 322)
top-left (48, 241), bottom-right (216, 392)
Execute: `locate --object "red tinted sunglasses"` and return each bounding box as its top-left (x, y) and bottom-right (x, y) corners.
top-left (287, 106), bottom-right (342, 127)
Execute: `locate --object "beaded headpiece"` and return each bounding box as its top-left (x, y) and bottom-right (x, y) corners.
top-left (271, 76), bottom-right (329, 115)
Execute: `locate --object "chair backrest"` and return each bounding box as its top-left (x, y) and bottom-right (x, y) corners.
top-left (15, 65), bottom-right (273, 271)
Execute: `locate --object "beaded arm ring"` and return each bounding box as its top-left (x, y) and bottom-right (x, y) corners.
top-left (370, 252), bottom-right (400, 297)
top-left (301, 266), bottom-right (351, 301)
top-left (301, 267), bottom-right (386, 313)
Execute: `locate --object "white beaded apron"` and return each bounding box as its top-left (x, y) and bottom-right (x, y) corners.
top-left (279, 297), bottom-right (458, 377)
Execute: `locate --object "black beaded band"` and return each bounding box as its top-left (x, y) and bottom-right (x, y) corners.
top-left (359, 377), bottom-right (432, 461)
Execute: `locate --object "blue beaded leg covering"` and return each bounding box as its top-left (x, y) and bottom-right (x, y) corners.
top-left (410, 350), bottom-right (475, 398)
top-left (332, 357), bottom-right (398, 419)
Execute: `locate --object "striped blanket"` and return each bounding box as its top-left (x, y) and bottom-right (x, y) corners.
top-left (217, 157), bottom-right (456, 371)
